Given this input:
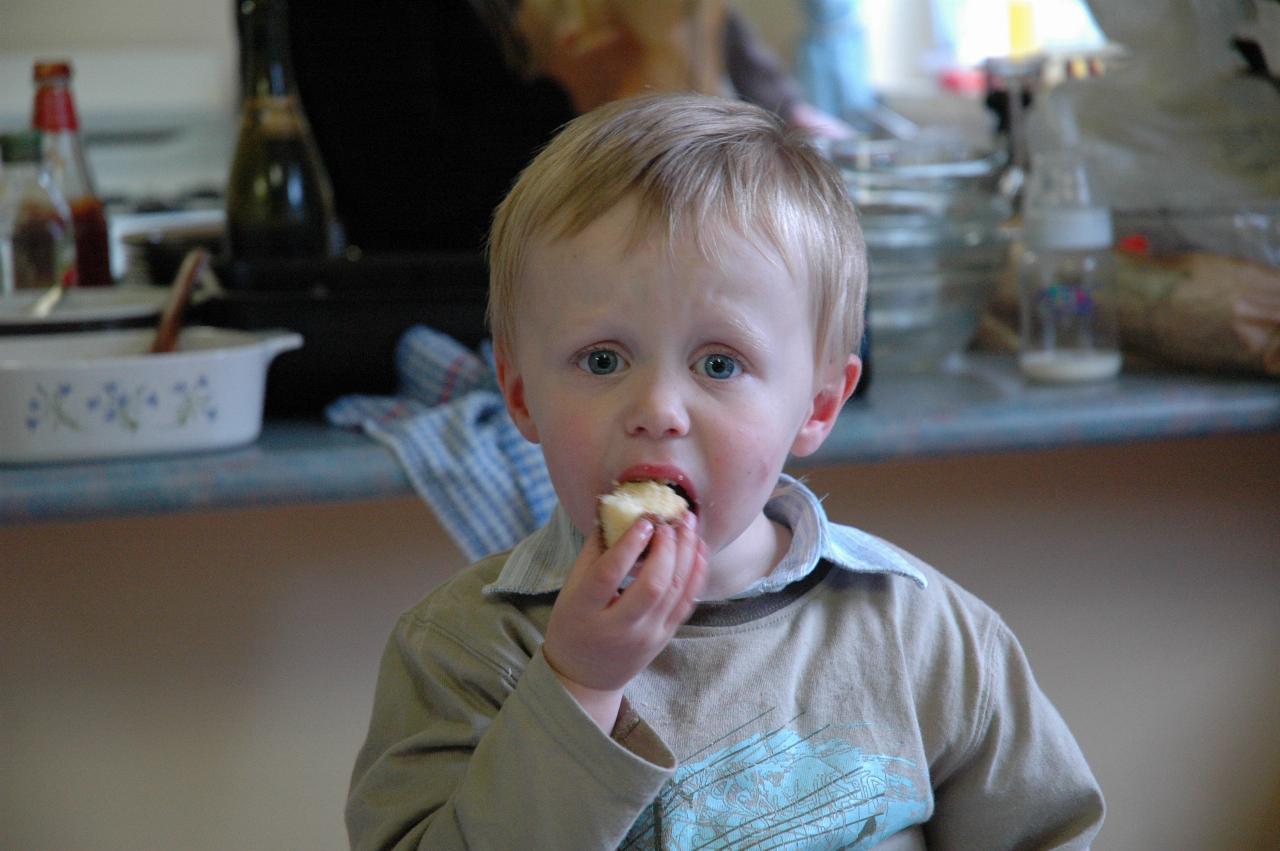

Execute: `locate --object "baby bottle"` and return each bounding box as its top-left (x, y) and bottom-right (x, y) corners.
top-left (1016, 148), bottom-right (1121, 383)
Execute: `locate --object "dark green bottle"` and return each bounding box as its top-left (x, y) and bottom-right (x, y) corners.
top-left (225, 0), bottom-right (340, 261)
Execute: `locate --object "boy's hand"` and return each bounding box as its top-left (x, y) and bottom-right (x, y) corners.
top-left (542, 512), bottom-right (707, 732)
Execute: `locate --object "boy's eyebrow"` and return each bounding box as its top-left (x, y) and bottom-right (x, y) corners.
top-left (719, 312), bottom-right (772, 353)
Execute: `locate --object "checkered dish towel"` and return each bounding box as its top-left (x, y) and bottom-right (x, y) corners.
top-left (325, 325), bottom-right (555, 561)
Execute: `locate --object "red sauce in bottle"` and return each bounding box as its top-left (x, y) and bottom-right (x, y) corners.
top-left (31, 60), bottom-right (113, 286)
top-left (70, 195), bottom-right (111, 286)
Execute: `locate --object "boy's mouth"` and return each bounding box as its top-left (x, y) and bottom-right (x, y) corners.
top-left (615, 464), bottom-right (699, 515)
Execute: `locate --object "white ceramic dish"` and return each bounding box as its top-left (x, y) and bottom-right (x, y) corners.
top-left (0, 326), bottom-right (302, 463)
top-left (0, 285), bottom-right (169, 331)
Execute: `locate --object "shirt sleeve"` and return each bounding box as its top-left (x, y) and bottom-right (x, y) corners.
top-left (345, 613), bottom-right (676, 850)
top-left (926, 618), bottom-right (1106, 849)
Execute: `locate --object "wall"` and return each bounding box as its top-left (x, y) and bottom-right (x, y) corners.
top-left (0, 0), bottom-right (237, 126)
top-left (3, 431), bottom-right (1278, 849)
top-left (0, 0), bottom-right (233, 50)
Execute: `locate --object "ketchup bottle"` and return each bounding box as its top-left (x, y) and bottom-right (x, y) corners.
top-left (31, 59), bottom-right (113, 287)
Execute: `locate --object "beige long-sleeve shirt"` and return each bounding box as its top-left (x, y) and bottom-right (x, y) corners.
top-left (347, 480), bottom-right (1103, 849)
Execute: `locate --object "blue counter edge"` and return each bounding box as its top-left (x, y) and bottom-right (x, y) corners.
top-left (4, 356), bottom-right (1279, 524)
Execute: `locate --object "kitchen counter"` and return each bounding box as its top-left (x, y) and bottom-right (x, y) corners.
top-left (3, 354), bottom-right (1278, 525)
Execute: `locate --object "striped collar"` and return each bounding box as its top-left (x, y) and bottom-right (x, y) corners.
top-left (483, 474), bottom-right (927, 599)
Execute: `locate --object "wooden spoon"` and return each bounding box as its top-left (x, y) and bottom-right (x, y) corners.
top-left (149, 247), bottom-right (210, 354)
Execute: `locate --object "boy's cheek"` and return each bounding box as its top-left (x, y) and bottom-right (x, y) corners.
top-left (539, 429), bottom-right (605, 531)
top-left (701, 436), bottom-right (788, 528)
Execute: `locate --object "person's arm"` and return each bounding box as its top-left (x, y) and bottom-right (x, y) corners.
top-left (723, 9), bottom-right (855, 138)
top-left (925, 618), bottom-right (1105, 849)
top-left (723, 9), bottom-right (804, 117)
top-left (347, 517), bottom-right (705, 850)
top-left (345, 616), bottom-right (675, 850)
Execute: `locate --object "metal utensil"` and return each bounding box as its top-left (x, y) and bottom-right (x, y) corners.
top-left (149, 247), bottom-right (210, 354)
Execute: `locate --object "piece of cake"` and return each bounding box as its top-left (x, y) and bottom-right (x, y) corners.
top-left (597, 480), bottom-right (689, 548)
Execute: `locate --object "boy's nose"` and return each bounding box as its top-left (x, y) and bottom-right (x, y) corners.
top-left (624, 370), bottom-right (690, 438)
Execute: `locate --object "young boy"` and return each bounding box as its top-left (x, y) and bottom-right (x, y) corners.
top-left (346, 93), bottom-right (1104, 849)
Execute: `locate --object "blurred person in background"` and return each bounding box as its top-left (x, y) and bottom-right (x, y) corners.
top-left (282, 0), bottom-right (852, 255)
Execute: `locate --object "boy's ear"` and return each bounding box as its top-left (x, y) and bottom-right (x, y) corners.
top-left (791, 354), bottom-right (861, 457)
top-left (495, 343), bottom-right (541, 444)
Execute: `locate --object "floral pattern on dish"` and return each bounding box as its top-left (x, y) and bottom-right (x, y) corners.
top-left (24, 376), bottom-right (217, 434)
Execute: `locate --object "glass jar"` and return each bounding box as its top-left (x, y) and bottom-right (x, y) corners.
top-left (0, 130), bottom-right (76, 293)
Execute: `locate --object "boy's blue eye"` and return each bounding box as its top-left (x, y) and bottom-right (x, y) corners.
top-left (581, 349), bottom-right (622, 375)
top-left (698, 353), bottom-right (739, 380)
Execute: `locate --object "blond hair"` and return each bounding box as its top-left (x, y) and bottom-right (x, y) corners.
top-left (487, 93), bottom-right (865, 365)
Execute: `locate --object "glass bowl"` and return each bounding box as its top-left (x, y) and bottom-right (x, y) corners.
top-left (832, 137), bottom-right (1014, 371)
top-left (854, 186), bottom-right (1013, 371)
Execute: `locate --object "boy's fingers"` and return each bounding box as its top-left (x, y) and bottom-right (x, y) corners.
top-left (665, 526), bottom-right (706, 629)
top-left (575, 526), bottom-right (603, 563)
top-left (615, 522), bottom-right (678, 619)
top-left (622, 513), bottom-right (700, 625)
top-left (583, 518), bottom-right (654, 604)
top-left (660, 513), bottom-right (697, 602)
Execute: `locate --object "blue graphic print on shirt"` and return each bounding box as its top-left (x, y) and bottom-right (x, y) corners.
top-left (621, 719), bottom-right (927, 849)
